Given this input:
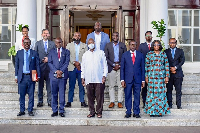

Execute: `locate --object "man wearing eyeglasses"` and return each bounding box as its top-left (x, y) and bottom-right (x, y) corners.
top-left (165, 38), bottom-right (185, 109)
top-left (138, 31), bottom-right (153, 108)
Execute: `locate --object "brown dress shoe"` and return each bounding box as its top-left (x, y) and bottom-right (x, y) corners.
top-left (118, 102), bottom-right (123, 108)
top-left (108, 102), bottom-right (115, 108)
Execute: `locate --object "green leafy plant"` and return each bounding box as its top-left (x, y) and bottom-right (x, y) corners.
top-left (16, 24), bottom-right (29, 32)
top-left (8, 45), bottom-right (16, 56)
top-left (151, 19), bottom-right (166, 51)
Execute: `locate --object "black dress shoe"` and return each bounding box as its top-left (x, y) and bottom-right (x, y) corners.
top-left (150, 115), bottom-right (155, 117)
top-left (48, 103), bottom-right (51, 107)
top-left (51, 112), bottom-right (58, 117)
top-left (28, 111), bottom-right (34, 116)
top-left (37, 102), bottom-right (43, 107)
top-left (65, 102), bottom-right (71, 107)
top-left (133, 114), bottom-right (141, 118)
top-left (81, 102), bottom-right (88, 107)
top-left (177, 106), bottom-right (182, 109)
top-left (124, 114), bottom-right (131, 118)
top-left (17, 112), bottom-right (25, 116)
top-left (59, 113), bottom-right (65, 117)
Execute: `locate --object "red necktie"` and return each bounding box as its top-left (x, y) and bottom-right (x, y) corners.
top-left (148, 44), bottom-right (150, 50)
top-left (132, 53), bottom-right (135, 64)
top-left (58, 48), bottom-right (60, 59)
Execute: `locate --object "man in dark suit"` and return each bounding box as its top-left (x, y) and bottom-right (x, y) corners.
top-left (48, 37), bottom-right (70, 117)
top-left (138, 31), bottom-right (152, 108)
top-left (165, 38), bottom-right (185, 109)
top-left (104, 32), bottom-right (127, 108)
top-left (34, 29), bottom-right (55, 107)
top-left (15, 38), bottom-right (40, 116)
top-left (120, 40), bottom-right (145, 118)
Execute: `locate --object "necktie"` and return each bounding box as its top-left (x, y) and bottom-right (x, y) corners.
top-left (172, 49), bottom-right (175, 59)
top-left (44, 42), bottom-right (47, 53)
top-left (26, 51), bottom-right (29, 71)
top-left (58, 48), bottom-right (60, 60)
top-left (148, 44), bottom-right (150, 50)
top-left (132, 52), bottom-right (135, 64)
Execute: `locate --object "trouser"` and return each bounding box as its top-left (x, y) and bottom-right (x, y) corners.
top-left (86, 83), bottom-right (105, 115)
top-left (141, 82), bottom-right (148, 104)
top-left (108, 70), bottom-right (123, 103)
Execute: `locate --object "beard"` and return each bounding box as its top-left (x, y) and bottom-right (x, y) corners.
top-left (73, 38), bottom-right (81, 44)
top-left (95, 28), bottom-right (101, 32)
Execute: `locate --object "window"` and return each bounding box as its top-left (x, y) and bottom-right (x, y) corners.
top-left (0, 7), bottom-right (16, 60)
top-left (168, 9), bottom-right (200, 62)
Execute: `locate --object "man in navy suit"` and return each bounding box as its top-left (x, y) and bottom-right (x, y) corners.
top-left (86, 22), bottom-right (110, 51)
top-left (165, 38), bottom-right (185, 109)
top-left (120, 40), bottom-right (145, 118)
top-left (35, 29), bottom-right (55, 107)
top-left (15, 38), bottom-right (40, 116)
top-left (138, 31), bottom-right (152, 108)
top-left (48, 37), bottom-right (70, 117)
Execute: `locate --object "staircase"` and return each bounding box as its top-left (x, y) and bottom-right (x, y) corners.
top-left (0, 63), bottom-right (200, 126)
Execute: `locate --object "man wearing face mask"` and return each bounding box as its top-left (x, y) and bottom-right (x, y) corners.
top-left (86, 22), bottom-right (110, 51)
top-left (81, 38), bottom-right (108, 118)
top-left (65, 32), bottom-right (88, 108)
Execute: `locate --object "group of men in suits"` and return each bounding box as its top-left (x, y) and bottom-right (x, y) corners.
top-left (14, 24), bottom-right (185, 118)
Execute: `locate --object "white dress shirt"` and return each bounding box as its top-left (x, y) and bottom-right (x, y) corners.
top-left (43, 40), bottom-right (48, 49)
top-left (94, 32), bottom-right (101, 50)
top-left (81, 49), bottom-right (108, 85)
top-left (15, 35), bottom-right (36, 52)
top-left (130, 50), bottom-right (136, 57)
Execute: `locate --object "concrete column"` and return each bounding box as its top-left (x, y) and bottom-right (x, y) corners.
top-left (37, 0), bottom-right (46, 41)
top-left (140, 0), bottom-right (168, 48)
top-left (16, 0), bottom-right (37, 40)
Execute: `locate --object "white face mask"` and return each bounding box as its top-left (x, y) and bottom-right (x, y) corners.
top-left (88, 43), bottom-right (95, 49)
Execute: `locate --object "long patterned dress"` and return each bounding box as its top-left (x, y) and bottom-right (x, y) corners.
top-left (144, 51), bottom-right (171, 116)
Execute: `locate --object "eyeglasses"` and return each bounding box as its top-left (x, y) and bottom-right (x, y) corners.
top-left (146, 35), bottom-right (152, 37)
top-left (23, 42), bottom-right (30, 44)
top-left (154, 44), bottom-right (160, 46)
top-left (169, 42), bottom-right (176, 44)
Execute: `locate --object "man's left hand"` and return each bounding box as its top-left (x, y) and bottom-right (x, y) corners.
top-left (36, 78), bottom-right (40, 82)
top-left (141, 82), bottom-right (145, 88)
top-left (102, 76), bottom-right (106, 84)
top-left (43, 57), bottom-right (48, 63)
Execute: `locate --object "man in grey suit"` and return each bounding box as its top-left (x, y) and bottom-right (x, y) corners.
top-left (34, 29), bottom-right (55, 107)
top-left (65, 32), bottom-right (88, 107)
top-left (104, 32), bottom-right (127, 108)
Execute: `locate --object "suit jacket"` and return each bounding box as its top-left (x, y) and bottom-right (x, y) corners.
top-left (120, 50), bottom-right (145, 84)
top-left (15, 49), bottom-right (41, 83)
top-left (104, 42), bottom-right (127, 73)
top-left (164, 48), bottom-right (185, 78)
top-left (86, 31), bottom-right (110, 51)
top-left (48, 47), bottom-right (70, 80)
top-left (34, 40), bottom-right (55, 72)
top-left (138, 42), bottom-right (150, 58)
top-left (66, 41), bottom-right (88, 71)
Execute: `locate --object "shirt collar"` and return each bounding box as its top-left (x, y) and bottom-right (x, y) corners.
top-left (130, 50), bottom-right (136, 54)
top-left (74, 42), bottom-right (80, 46)
top-left (24, 49), bottom-right (30, 53)
top-left (170, 47), bottom-right (176, 50)
top-left (57, 47), bottom-right (62, 52)
top-left (113, 41), bottom-right (119, 46)
top-left (43, 40), bottom-right (48, 43)
top-left (94, 32), bottom-right (101, 36)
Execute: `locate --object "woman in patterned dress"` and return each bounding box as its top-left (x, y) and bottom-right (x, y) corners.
top-left (144, 40), bottom-right (171, 117)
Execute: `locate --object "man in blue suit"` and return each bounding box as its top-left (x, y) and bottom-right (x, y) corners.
top-left (15, 38), bottom-right (40, 116)
top-left (48, 37), bottom-right (70, 117)
top-left (120, 40), bottom-right (145, 118)
top-left (86, 22), bottom-right (110, 51)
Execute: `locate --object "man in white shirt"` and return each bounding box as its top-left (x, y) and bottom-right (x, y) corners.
top-left (81, 38), bottom-right (108, 118)
top-left (15, 26), bottom-right (36, 52)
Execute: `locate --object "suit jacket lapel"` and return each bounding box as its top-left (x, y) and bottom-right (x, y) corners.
top-left (29, 49), bottom-right (33, 67)
top-left (40, 40), bottom-right (46, 54)
top-left (174, 48), bottom-right (178, 60)
top-left (47, 40), bottom-right (52, 54)
top-left (128, 50), bottom-right (134, 66)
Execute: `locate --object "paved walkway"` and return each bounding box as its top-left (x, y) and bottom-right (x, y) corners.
top-left (0, 125), bottom-right (200, 133)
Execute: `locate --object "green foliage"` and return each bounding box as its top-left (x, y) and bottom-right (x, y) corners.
top-left (8, 45), bottom-right (16, 56)
top-left (16, 24), bottom-right (29, 32)
top-left (151, 19), bottom-right (166, 51)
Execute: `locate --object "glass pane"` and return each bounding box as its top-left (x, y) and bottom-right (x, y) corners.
top-left (12, 8), bottom-right (17, 24)
top-left (168, 29), bottom-right (176, 39)
top-left (124, 28), bottom-right (133, 39)
top-left (178, 10), bottom-right (192, 26)
top-left (52, 27), bottom-right (60, 39)
top-left (0, 8), bottom-right (12, 24)
top-left (124, 16), bottom-right (133, 27)
top-left (168, 10), bottom-right (177, 26)
top-left (0, 43), bottom-right (11, 59)
top-left (193, 46), bottom-right (200, 61)
top-left (178, 28), bottom-right (191, 44)
top-left (52, 15), bottom-right (60, 26)
top-left (179, 46), bottom-right (191, 62)
top-left (0, 25), bottom-right (11, 42)
top-left (193, 28), bottom-right (200, 44)
top-left (125, 40), bottom-right (129, 50)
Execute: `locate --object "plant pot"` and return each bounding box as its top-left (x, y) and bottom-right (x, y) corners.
top-left (12, 55), bottom-right (15, 68)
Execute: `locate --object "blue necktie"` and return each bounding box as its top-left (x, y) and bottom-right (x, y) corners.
top-left (172, 49), bottom-right (175, 59)
top-left (26, 51), bottom-right (29, 71)
top-left (44, 42), bottom-right (47, 53)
